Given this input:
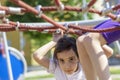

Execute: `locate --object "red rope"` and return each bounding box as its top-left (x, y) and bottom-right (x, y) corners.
top-left (87, 0), bottom-right (96, 8)
top-left (0, 19), bottom-right (120, 35)
top-left (10, 0), bottom-right (68, 32)
top-left (1, 5), bottom-right (115, 13)
top-left (1, 5), bottom-right (119, 21)
top-left (112, 4), bottom-right (120, 11)
top-left (54, 0), bottom-right (61, 7)
top-left (69, 25), bottom-right (120, 33)
top-left (0, 0), bottom-right (116, 35)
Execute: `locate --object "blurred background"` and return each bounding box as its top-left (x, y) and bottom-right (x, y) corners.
top-left (1, 0), bottom-right (120, 80)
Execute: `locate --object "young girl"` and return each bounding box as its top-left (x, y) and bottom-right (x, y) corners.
top-left (33, 33), bottom-right (86, 80)
top-left (76, 10), bottom-right (120, 80)
top-left (33, 29), bottom-right (114, 80)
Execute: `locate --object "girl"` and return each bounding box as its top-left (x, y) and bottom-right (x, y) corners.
top-left (33, 33), bottom-right (86, 80)
top-left (33, 31), bottom-right (113, 80)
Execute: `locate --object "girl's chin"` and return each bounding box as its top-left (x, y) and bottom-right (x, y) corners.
top-left (65, 71), bottom-right (74, 75)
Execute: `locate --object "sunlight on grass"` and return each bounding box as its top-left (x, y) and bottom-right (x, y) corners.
top-left (25, 74), bottom-right (54, 80)
top-left (110, 67), bottom-right (120, 80)
top-left (110, 67), bottom-right (120, 74)
top-left (25, 67), bottom-right (120, 80)
top-left (113, 79), bottom-right (120, 80)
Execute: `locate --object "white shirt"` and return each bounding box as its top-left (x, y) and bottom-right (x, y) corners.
top-left (47, 59), bottom-right (86, 80)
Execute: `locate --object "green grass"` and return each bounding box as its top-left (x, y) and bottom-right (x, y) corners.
top-left (110, 67), bottom-right (120, 80)
top-left (25, 74), bottom-right (54, 80)
top-left (25, 67), bottom-right (120, 80)
top-left (113, 79), bottom-right (120, 80)
top-left (110, 67), bottom-right (120, 74)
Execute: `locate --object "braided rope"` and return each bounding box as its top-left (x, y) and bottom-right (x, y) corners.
top-left (1, 4), bottom-right (120, 20)
top-left (0, 0), bottom-right (119, 34)
top-left (0, 19), bottom-right (120, 36)
top-left (1, 4), bottom-right (119, 14)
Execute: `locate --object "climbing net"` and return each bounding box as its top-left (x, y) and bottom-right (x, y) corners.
top-left (0, 0), bottom-right (120, 35)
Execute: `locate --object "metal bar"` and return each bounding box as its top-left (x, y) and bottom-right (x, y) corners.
top-left (23, 18), bottom-right (109, 27)
top-left (3, 32), bottom-right (13, 80)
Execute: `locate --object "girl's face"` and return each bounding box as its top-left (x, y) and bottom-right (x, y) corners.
top-left (57, 48), bottom-right (79, 74)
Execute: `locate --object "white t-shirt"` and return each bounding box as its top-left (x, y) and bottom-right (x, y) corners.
top-left (47, 59), bottom-right (86, 80)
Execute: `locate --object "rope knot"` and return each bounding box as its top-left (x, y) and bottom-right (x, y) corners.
top-left (35, 5), bottom-right (43, 18)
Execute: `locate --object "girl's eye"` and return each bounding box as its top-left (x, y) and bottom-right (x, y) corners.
top-left (69, 57), bottom-right (77, 63)
top-left (59, 59), bottom-right (64, 63)
top-left (70, 58), bottom-right (73, 61)
top-left (69, 58), bottom-right (74, 63)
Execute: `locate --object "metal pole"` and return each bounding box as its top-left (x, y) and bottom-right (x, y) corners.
top-left (82, 0), bottom-right (88, 20)
top-left (23, 18), bottom-right (109, 27)
top-left (3, 32), bottom-right (13, 80)
top-left (104, 0), bottom-right (110, 8)
top-left (20, 32), bottom-right (25, 55)
top-left (20, 32), bottom-right (24, 51)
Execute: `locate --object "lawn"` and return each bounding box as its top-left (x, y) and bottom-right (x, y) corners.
top-left (25, 67), bottom-right (120, 80)
top-left (25, 74), bottom-right (54, 80)
top-left (110, 67), bottom-right (120, 74)
top-left (110, 67), bottom-right (120, 80)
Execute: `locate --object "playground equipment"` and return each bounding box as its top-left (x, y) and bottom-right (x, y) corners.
top-left (0, 0), bottom-right (120, 79)
top-left (0, 32), bottom-right (27, 80)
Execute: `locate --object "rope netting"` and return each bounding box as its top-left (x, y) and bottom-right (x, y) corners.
top-left (0, 0), bottom-right (120, 35)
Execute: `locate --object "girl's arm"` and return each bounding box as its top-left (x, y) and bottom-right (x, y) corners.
top-left (33, 41), bottom-right (56, 69)
top-left (33, 31), bottom-right (63, 69)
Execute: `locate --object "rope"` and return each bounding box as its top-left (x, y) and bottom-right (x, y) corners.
top-left (1, 4), bottom-right (120, 21)
top-left (1, 0), bottom-right (120, 20)
top-left (1, 4), bottom-right (119, 14)
top-left (0, 0), bottom-right (119, 35)
top-left (54, 0), bottom-right (64, 11)
top-left (0, 19), bottom-right (120, 35)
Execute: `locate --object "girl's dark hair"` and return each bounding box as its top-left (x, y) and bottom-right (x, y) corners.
top-left (53, 36), bottom-right (79, 61)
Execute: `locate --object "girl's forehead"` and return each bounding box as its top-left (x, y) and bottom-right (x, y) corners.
top-left (57, 49), bottom-right (77, 59)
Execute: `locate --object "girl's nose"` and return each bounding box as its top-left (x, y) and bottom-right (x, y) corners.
top-left (64, 62), bottom-right (72, 69)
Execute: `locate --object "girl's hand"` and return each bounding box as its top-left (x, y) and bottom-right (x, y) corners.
top-left (52, 29), bottom-right (63, 42)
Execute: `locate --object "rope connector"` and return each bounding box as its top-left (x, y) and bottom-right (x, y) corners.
top-left (3, 18), bottom-right (10, 24)
top-left (64, 23), bottom-right (69, 35)
top-left (81, 4), bottom-right (89, 13)
top-left (101, 8), bottom-right (113, 16)
top-left (57, 2), bottom-right (65, 12)
top-left (0, 10), bottom-right (6, 17)
top-left (16, 21), bottom-right (20, 31)
top-left (55, 28), bottom-right (61, 33)
top-left (35, 5), bottom-right (43, 18)
top-left (8, 7), bottom-right (24, 15)
top-left (75, 22), bottom-right (78, 26)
